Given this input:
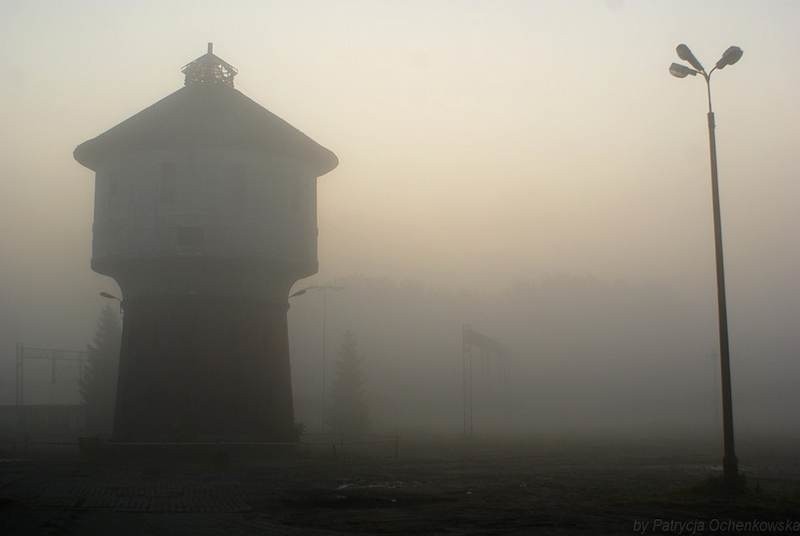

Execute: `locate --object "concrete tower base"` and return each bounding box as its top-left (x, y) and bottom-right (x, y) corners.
top-left (112, 294), bottom-right (295, 442)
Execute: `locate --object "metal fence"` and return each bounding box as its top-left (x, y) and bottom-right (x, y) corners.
top-left (15, 344), bottom-right (88, 406)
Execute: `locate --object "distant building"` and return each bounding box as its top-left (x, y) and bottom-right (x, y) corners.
top-left (73, 44), bottom-right (338, 441)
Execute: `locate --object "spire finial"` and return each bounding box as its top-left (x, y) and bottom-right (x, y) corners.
top-left (181, 43), bottom-right (238, 88)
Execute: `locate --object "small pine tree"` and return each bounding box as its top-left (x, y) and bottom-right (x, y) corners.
top-left (330, 330), bottom-right (369, 438)
top-left (79, 305), bottom-right (121, 434)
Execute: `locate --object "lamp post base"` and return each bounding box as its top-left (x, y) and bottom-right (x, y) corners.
top-left (723, 455), bottom-right (739, 486)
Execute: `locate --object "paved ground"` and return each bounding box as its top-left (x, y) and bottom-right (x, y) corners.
top-left (2, 437), bottom-right (799, 535)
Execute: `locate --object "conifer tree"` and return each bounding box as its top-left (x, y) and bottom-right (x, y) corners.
top-left (330, 330), bottom-right (369, 438)
top-left (79, 305), bottom-right (121, 434)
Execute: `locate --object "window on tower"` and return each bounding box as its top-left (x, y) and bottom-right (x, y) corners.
top-left (160, 162), bottom-right (176, 203)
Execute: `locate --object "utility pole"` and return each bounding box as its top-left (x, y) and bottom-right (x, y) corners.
top-left (290, 284), bottom-right (344, 432)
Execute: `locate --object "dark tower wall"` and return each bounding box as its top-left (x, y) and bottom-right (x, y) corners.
top-left (114, 279), bottom-right (296, 441)
top-left (74, 54), bottom-right (337, 441)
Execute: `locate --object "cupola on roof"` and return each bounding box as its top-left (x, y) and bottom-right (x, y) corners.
top-left (74, 44), bottom-right (338, 175)
top-left (181, 43), bottom-right (238, 87)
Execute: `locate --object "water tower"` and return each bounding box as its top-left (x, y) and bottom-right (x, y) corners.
top-left (73, 44), bottom-right (338, 441)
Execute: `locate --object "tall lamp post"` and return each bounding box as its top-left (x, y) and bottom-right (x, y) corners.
top-left (670, 43), bottom-right (743, 484)
top-left (290, 284), bottom-right (344, 431)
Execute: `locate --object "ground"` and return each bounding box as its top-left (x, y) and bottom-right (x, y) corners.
top-left (1, 436), bottom-right (799, 535)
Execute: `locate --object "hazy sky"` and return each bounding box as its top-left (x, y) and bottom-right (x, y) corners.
top-left (1, 0), bottom-right (799, 353)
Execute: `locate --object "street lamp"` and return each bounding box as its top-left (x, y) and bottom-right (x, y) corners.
top-left (289, 284), bottom-right (344, 431)
top-left (669, 43), bottom-right (743, 485)
top-left (99, 291), bottom-right (124, 316)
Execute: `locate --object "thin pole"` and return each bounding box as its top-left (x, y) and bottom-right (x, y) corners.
top-left (15, 343), bottom-right (21, 406)
top-left (705, 76), bottom-right (738, 482)
top-left (468, 348), bottom-right (474, 437)
top-left (462, 327), bottom-right (467, 437)
top-left (19, 345), bottom-right (24, 406)
top-left (78, 360), bottom-right (84, 393)
top-left (321, 288), bottom-right (327, 432)
top-left (291, 284), bottom-right (343, 433)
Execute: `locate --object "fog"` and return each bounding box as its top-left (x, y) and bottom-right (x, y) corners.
top-left (1, 1), bottom-right (799, 440)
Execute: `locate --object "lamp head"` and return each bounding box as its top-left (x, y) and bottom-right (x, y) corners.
top-left (669, 63), bottom-right (698, 79)
top-left (715, 46), bottom-right (743, 70)
top-left (676, 43), bottom-right (705, 72)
